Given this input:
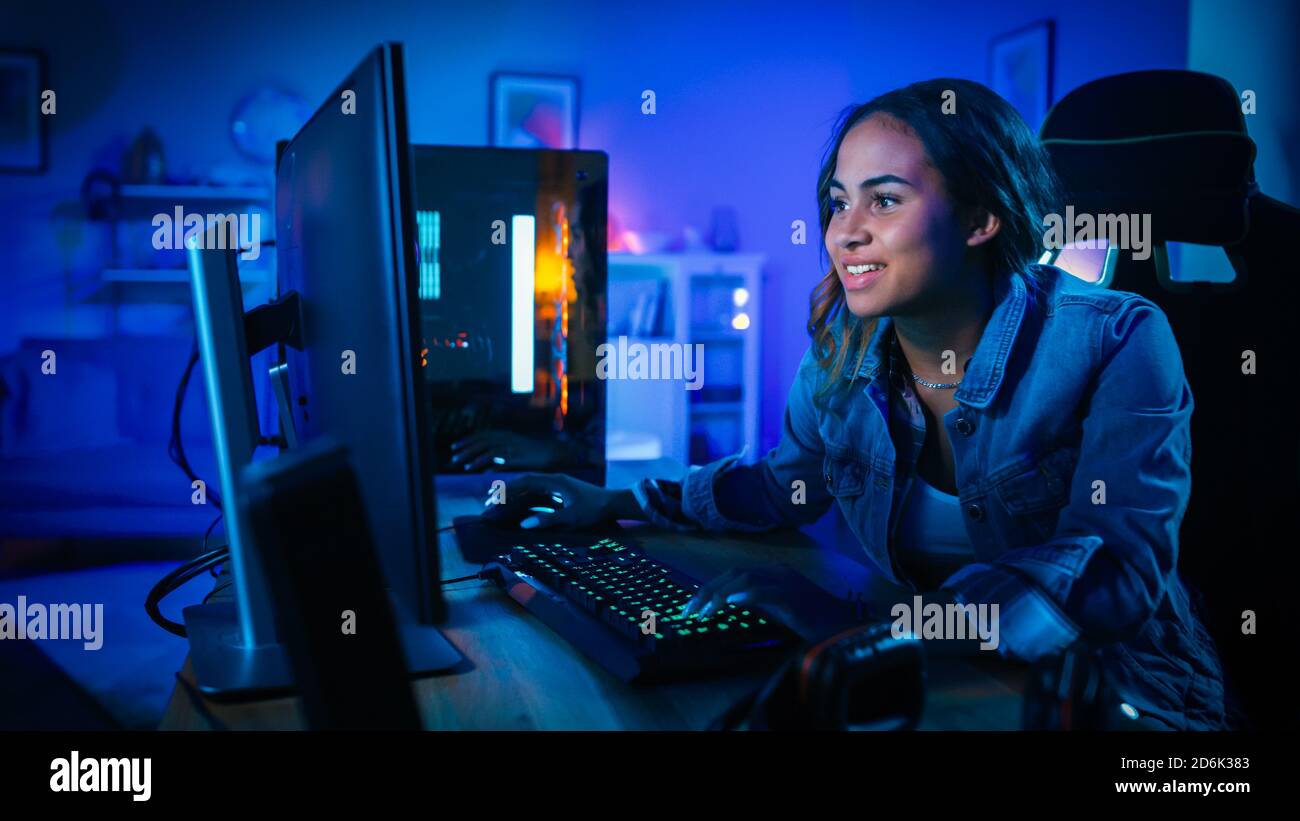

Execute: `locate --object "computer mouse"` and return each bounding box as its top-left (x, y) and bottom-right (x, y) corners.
top-left (480, 488), bottom-right (566, 529)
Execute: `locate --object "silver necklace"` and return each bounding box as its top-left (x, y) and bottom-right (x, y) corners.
top-left (910, 372), bottom-right (962, 390)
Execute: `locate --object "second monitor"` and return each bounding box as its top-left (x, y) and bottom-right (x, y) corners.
top-left (414, 146), bottom-right (608, 485)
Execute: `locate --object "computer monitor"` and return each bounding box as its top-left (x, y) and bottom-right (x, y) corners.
top-left (184, 43), bottom-right (459, 697)
top-left (276, 44), bottom-right (448, 626)
top-left (412, 145), bottom-right (608, 485)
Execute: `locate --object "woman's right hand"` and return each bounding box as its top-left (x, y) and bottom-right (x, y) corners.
top-left (501, 473), bottom-right (632, 530)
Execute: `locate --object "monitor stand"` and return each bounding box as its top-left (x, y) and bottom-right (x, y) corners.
top-left (182, 593), bottom-right (463, 701)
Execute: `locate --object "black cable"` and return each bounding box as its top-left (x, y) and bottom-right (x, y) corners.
top-left (439, 572), bottom-right (483, 586)
top-left (160, 295), bottom-right (457, 632)
top-left (152, 338), bottom-right (233, 636)
top-left (168, 340), bottom-right (223, 512)
top-left (202, 512), bottom-right (223, 551)
top-left (145, 548), bottom-right (229, 637)
top-left (201, 512), bottom-right (227, 577)
top-left (439, 574), bottom-right (480, 587)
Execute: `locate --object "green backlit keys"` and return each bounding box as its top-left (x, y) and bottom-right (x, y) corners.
top-left (505, 540), bottom-right (787, 658)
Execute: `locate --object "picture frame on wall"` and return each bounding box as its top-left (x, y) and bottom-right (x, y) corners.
top-left (989, 20), bottom-right (1055, 133)
top-left (0, 48), bottom-right (49, 174)
top-left (489, 72), bottom-right (579, 149)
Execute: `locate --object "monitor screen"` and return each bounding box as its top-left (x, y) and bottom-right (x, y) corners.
top-left (413, 146), bottom-right (607, 484)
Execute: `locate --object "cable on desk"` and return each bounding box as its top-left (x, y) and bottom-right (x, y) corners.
top-left (168, 341), bottom-right (223, 512)
top-left (146, 548), bottom-right (229, 637)
top-left (203, 512), bottom-right (226, 576)
top-left (439, 570), bottom-right (490, 586)
top-left (153, 341), bottom-right (231, 633)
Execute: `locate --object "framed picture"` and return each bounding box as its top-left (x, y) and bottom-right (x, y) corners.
top-left (989, 20), bottom-right (1054, 133)
top-left (490, 72), bottom-right (579, 149)
top-left (0, 49), bottom-right (48, 173)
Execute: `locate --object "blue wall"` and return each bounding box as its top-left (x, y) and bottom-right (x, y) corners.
top-left (2, 0), bottom-right (1189, 495)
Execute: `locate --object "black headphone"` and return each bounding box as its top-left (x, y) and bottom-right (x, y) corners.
top-left (710, 622), bottom-right (927, 731)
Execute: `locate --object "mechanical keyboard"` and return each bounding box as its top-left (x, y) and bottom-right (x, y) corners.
top-left (456, 519), bottom-right (798, 681)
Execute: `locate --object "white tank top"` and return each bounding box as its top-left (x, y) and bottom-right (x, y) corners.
top-left (894, 474), bottom-right (976, 587)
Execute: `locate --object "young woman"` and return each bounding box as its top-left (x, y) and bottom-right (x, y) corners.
top-left (505, 79), bottom-right (1226, 731)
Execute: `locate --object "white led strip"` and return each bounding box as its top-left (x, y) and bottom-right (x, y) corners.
top-left (511, 214), bottom-right (536, 394)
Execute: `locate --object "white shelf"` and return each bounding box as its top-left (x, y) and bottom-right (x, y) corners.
top-left (608, 251), bottom-right (764, 465)
top-left (85, 183), bottom-right (275, 336)
top-left (95, 185), bottom-right (272, 221)
top-left (121, 183), bottom-right (269, 197)
top-left (78, 267), bottom-right (273, 305)
top-left (118, 183), bottom-right (270, 201)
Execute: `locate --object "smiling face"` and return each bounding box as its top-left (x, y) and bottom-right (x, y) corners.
top-left (825, 113), bottom-right (990, 319)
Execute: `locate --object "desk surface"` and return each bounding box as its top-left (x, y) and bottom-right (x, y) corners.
top-left (161, 480), bottom-right (1026, 730)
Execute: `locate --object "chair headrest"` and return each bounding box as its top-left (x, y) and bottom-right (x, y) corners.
top-left (1041, 70), bottom-right (1257, 246)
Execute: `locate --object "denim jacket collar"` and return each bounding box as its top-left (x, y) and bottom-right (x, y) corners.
top-left (848, 269), bottom-right (1030, 410)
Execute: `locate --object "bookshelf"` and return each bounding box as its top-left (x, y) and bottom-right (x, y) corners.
top-left (607, 252), bottom-right (763, 466)
top-left (81, 182), bottom-right (275, 328)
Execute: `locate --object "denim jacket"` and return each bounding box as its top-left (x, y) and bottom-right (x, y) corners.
top-left (633, 264), bottom-right (1226, 730)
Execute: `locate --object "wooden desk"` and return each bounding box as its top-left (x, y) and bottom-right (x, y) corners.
top-left (161, 483), bottom-right (1025, 730)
